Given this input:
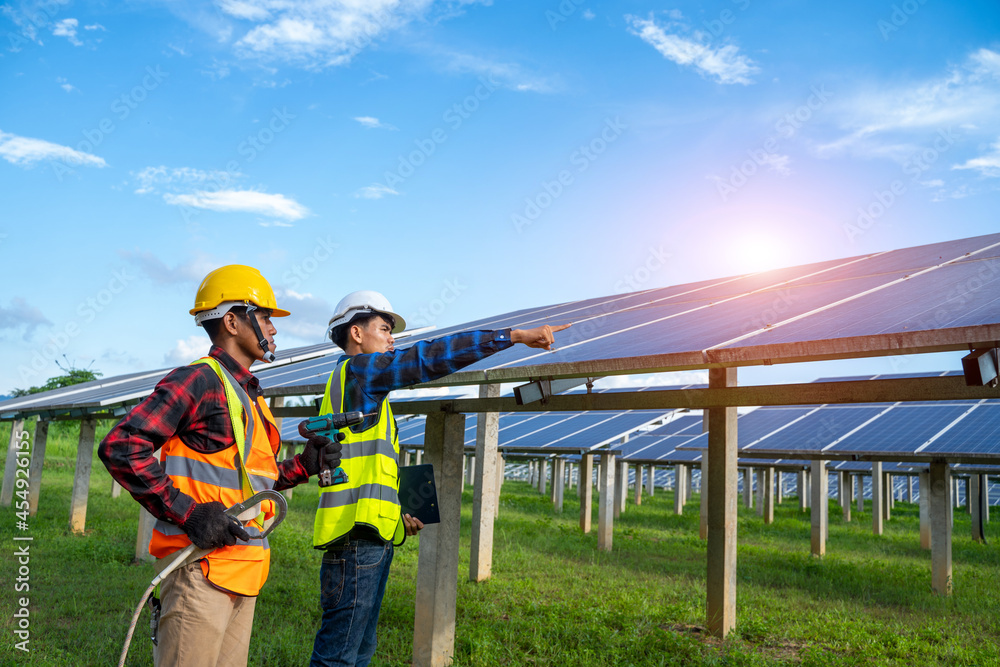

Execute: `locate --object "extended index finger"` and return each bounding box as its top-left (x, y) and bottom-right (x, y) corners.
top-left (549, 323), bottom-right (572, 333)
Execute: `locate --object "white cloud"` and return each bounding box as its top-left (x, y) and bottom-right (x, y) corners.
top-left (56, 76), bottom-right (78, 93)
top-left (0, 297), bottom-right (52, 341)
top-left (165, 334), bottom-right (212, 366)
top-left (273, 288), bottom-right (335, 340)
top-left (117, 249), bottom-right (219, 285)
top-left (816, 49), bottom-right (1000, 161)
top-left (84, 23), bottom-right (106, 31)
top-left (0, 130), bottom-right (106, 168)
top-left (952, 138), bottom-right (1000, 177)
top-left (354, 183), bottom-right (399, 199)
top-left (582, 9), bottom-right (595, 20)
top-left (163, 189), bottom-right (310, 220)
top-left (52, 18), bottom-right (82, 46)
top-left (626, 14), bottom-right (758, 85)
top-left (132, 165), bottom-right (240, 194)
top-left (354, 116), bottom-right (397, 130)
top-left (224, 0), bottom-right (438, 68)
top-left (437, 50), bottom-right (557, 93)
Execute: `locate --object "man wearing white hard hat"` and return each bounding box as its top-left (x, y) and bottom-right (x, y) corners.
top-left (307, 290), bottom-right (569, 667)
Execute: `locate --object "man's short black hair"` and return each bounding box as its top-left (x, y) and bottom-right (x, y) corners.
top-left (330, 312), bottom-right (390, 350)
top-left (202, 306), bottom-right (250, 343)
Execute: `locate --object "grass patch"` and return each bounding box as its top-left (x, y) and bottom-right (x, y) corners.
top-left (3, 427), bottom-right (1000, 665)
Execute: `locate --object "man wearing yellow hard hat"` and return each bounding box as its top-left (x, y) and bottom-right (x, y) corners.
top-left (99, 265), bottom-right (342, 666)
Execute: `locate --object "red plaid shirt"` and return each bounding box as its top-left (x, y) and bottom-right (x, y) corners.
top-left (98, 346), bottom-right (308, 525)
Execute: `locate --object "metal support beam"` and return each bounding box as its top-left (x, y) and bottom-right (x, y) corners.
top-left (579, 454), bottom-right (593, 533)
top-left (929, 462), bottom-right (952, 596)
top-left (597, 453), bottom-right (615, 552)
top-left (706, 367), bottom-right (737, 638)
top-left (413, 412), bottom-right (466, 667)
top-left (69, 418), bottom-right (97, 533)
top-left (811, 461), bottom-right (828, 557)
top-left (470, 384), bottom-right (500, 583)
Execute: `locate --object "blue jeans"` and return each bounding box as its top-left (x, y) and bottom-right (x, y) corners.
top-left (310, 537), bottom-right (394, 667)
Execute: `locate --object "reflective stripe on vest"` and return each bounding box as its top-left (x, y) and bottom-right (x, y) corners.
top-left (313, 359), bottom-right (403, 547)
top-left (148, 357), bottom-right (280, 596)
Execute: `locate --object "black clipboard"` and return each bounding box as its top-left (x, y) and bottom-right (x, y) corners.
top-left (397, 464), bottom-right (440, 525)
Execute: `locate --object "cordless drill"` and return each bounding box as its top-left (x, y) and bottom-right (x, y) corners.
top-left (301, 411), bottom-right (367, 487)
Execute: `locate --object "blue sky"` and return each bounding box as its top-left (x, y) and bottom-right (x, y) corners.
top-left (2, 0), bottom-right (999, 395)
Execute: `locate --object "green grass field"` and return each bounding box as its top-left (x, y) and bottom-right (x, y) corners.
top-left (2, 420), bottom-right (1000, 666)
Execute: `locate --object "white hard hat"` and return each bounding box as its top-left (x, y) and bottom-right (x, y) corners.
top-left (326, 290), bottom-right (406, 341)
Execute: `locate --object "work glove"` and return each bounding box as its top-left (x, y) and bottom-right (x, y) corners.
top-left (298, 421), bottom-right (345, 477)
top-left (181, 501), bottom-right (250, 550)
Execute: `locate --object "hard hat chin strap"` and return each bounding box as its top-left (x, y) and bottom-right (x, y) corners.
top-left (245, 303), bottom-right (275, 363)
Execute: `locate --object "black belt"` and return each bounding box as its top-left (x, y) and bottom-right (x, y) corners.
top-left (325, 526), bottom-right (385, 549)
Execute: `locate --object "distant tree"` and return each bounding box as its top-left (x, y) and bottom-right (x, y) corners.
top-left (11, 359), bottom-right (102, 397)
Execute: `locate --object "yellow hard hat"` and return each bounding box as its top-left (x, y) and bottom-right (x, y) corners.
top-left (190, 265), bottom-right (290, 322)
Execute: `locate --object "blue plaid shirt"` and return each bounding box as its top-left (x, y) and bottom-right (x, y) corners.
top-left (338, 329), bottom-right (513, 432)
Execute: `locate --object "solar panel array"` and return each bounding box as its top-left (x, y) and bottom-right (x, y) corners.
top-left (4, 233), bottom-right (1000, 418)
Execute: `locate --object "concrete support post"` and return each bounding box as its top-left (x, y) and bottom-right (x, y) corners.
top-left (553, 459), bottom-right (566, 513)
top-left (538, 459), bottom-right (548, 496)
top-left (687, 462), bottom-right (694, 503)
top-left (597, 453), bottom-right (615, 552)
top-left (857, 474), bottom-right (864, 513)
top-left (699, 458), bottom-right (709, 541)
top-left (470, 383), bottom-right (500, 583)
top-left (28, 420), bottom-right (48, 516)
top-left (466, 455), bottom-right (476, 487)
top-left (907, 475), bottom-right (913, 503)
top-left (579, 455), bottom-right (594, 533)
top-left (762, 467), bottom-right (774, 524)
top-left (919, 471), bottom-right (931, 550)
top-left (929, 462), bottom-right (952, 596)
top-left (634, 464), bottom-right (643, 506)
top-left (413, 411), bottom-right (466, 667)
top-left (1, 418), bottom-right (26, 507)
top-left (615, 461), bottom-right (628, 517)
top-left (882, 474), bottom-right (893, 521)
top-left (872, 462), bottom-right (884, 536)
top-left (966, 478), bottom-right (972, 515)
top-left (797, 471), bottom-right (807, 512)
top-left (811, 461), bottom-right (828, 557)
top-left (495, 453), bottom-right (504, 520)
top-left (646, 465), bottom-right (655, 496)
top-left (841, 473), bottom-right (852, 523)
top-left (674, 464), bottom-right (686, 515)
top-left (706, 367), bottom-right (738, 638)
top-left (743, 468), bottom-right (753, 508)
top-left (776, 471), bottom-right (783, 504)
top-left (755, 469), bottom-right (764, 517)
top-left (135, 506), bottom-right (157, 562)
top-left (69, 418), bottom-right (97, 533)
top-left (984, 474), bottom-right (990, 523)
top-left (415, 449), bottom-right (423, 466)
top-left (971, 474), bottom-right (984, 544)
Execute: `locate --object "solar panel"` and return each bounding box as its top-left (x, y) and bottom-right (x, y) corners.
top-left (6, 232), bottom-right (1000, 416)
top-left (826, 404), bottom-right (973, 453)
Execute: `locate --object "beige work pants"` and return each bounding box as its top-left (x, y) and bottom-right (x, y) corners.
top-left (153, 561), bottom-right (257, 667)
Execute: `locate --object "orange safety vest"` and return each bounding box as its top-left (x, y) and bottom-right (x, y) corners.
top-left (149, 357), bottom-right (281, 596)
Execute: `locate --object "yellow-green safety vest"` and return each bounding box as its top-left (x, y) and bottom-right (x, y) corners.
top-left (313, 358), bottom-right (404, 547)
